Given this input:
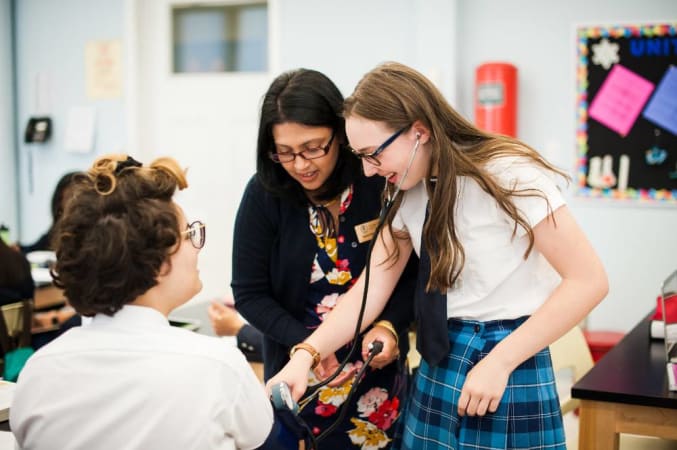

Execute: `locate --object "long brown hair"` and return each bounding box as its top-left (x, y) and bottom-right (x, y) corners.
top-left (344, 62), bottom-right (568, 293)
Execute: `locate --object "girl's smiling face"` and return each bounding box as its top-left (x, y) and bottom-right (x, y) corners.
top-left (346, 115), bottom-right (430, 191)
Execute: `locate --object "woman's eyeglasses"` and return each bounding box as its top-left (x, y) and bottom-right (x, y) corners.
top-left (351, 127), bottom-right (406, 166)
top-left (182, 221), bottom-right (206, 249)
top-left (269, 132), bottom-right (335, 164)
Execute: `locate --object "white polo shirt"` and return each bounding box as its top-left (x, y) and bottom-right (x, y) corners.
top-left (11, 305), bottom-right (273, 450)
top-left (394, 157), bottom-right (566, 321)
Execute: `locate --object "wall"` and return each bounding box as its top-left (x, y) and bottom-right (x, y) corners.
top-left (457, 0), bottom-right (677, 331)
top-left (276, 0), bottom-right (458, 103)
top-left (131, 0), bottom-right (459, 303)
top-left (132, 0), bottom-right (274, 303)
top-left (13, 0), bottom-right (125, 245)
top-left (10, 0), bottom-right (677, 332)
top-left (0, 0), bottom-right (17, 239)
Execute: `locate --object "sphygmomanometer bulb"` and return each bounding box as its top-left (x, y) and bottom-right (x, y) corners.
top-left (368, 340), bottom-right (384, 355)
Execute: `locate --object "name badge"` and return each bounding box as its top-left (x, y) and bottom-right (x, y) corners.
top-left (354, 218), bottom-right (379, 244)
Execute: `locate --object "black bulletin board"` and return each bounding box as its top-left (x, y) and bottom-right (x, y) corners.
top-left (576, 23), bottom-right (677, 204)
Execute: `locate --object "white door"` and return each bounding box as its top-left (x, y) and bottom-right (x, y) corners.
top-left (129, 0), bottom-right (277, 301)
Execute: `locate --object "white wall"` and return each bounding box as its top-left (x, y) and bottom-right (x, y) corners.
top-left (131, 0), bottom-right (459, 304)
top-left (131, 0), bottom-right (274, 303)
top-left (10, 0), bottom-right (677, 332)
top-left (0, 0), bottom-right (17, 239)
top-left (276, 0), bottom-right (458, 103)
top-left (13, 0), bottom-right (125, 245)
top-left (457, 0), bottom-right (677, 332)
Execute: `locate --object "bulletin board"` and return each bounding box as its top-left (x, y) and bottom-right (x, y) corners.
top-left (575, 23), bottom-right (677, 204)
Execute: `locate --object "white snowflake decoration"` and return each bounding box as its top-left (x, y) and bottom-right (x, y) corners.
top-left (591, 38), bottom-right (620, 70)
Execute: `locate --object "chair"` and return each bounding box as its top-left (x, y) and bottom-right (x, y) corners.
top-left (407, 330), bottom-right (421, 375)
top-left (550, 325), bottom-right (594, 415)
top-left (0, 299), bottom-right (34, 377)
top-left (550, 325), bottom-right (677, 449)
top-left (0, 299), bottom-right (33, 367)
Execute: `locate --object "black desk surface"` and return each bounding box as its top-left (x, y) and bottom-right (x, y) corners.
top-left (572, 312), bottom-right (677, 409)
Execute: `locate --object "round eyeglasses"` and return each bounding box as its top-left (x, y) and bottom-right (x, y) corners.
top-left (182, 220), bottom-right (206, 249)
top-left (351, 127), bottom-right (407, 167)
top-left (269, 132), bottom-right (335, 164)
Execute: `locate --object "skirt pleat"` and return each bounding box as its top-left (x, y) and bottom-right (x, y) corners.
top-left (398, 317), bottom-right (566, 450)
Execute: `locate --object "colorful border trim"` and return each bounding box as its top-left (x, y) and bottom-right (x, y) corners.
top-left (575, 23), bottom-right (677, 204)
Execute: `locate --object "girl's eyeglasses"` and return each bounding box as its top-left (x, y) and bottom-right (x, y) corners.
top-left (351, 127), bottom-right (406, 166)
top-left (182, 221), bottom-right (206, 249)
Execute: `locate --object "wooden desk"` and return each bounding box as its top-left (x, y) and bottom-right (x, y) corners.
top-left (572, 313), bottom-right (677, 448)
top-left (33, 285), bottom-right (66, 310)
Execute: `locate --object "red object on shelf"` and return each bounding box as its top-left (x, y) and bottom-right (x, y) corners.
top-left (583, 330), bottom-right (625, 362)
top-left (475, 62), bottom-right (518, 137)
top-left (651, 294), bottom-right (677, 321)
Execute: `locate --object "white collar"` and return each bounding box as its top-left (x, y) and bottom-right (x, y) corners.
top-left (90, 304), bottom-right (170, 329)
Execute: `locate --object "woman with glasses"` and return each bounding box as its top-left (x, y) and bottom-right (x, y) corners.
top-left (11, 154), bottom-right (273, 450)
top-left (267, 62), bottom-right (608, 450)
top-left (232, 68), bottom-right (417, 448)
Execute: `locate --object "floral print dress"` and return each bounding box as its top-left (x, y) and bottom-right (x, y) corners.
top-left (300, 186), bottom-right (408, 450)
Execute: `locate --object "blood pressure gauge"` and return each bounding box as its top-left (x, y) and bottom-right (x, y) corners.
top-left (270, 382), bottom-right (299, 415)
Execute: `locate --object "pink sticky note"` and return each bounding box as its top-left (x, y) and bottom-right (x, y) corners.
top-left (589, 64), bottom-right (655, 136)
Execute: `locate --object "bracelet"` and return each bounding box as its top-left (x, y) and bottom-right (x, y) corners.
top-left (373, 320), bottom-right (399, 346)
top-left (289, 342), bottom-right (321, 370)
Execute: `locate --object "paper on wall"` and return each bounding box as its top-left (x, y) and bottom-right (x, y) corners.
top-left (588, 64), bottom-right (655, 136)
top-left (85, 40), bottom-right (122, 100)
top-left (64, 106), bottom-right (95, 153)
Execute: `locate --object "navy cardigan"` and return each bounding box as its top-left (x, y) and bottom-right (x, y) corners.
top-left (232, 174), bottom-right (417, 381)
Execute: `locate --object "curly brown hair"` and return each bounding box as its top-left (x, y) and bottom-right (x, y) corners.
top-left (52, 154), bottom-right (188, 316)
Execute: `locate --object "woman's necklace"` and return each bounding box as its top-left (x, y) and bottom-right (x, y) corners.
top-left (317, 196), bottom-right (338, 208)
top-left (310, 196), bottom-right (339, 239)
top-left (308, 192), bottom-right (340, 214)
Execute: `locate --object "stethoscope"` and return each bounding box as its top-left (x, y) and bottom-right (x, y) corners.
top-left (271, 134), bottom-right (421, 449)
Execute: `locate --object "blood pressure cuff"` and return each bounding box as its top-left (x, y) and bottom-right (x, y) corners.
top-left (257, 408), bottom-right (312, 449)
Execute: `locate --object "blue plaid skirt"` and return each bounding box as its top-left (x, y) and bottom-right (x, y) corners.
top-left (397, 317), bottom-right (565, 450)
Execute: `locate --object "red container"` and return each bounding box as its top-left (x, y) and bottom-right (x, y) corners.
top-left (475, 62), bottom-right (518, 137)
top-left (583, 330), bottom-right (625, 362)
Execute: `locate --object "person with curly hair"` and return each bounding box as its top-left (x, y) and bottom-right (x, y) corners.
top-left (10, 154), bottom-right (273, 450)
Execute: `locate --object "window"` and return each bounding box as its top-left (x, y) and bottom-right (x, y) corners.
top-left (172, 2), bottom-right (267, 73)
